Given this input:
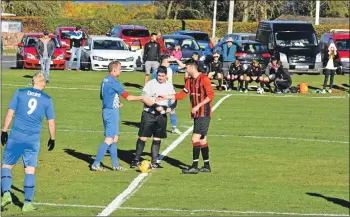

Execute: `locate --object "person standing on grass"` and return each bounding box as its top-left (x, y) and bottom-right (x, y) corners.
top-left (91, 61), bottom-right (145, 171)
top-left (35, 31), bottom-right (55, 83)
top-left (1, 72), bottom-right (56, 212)
top-left (222, 37), bottom-right (237, 77)
top-left (130, 66), bottom-right (176, 169)
top-left (151, 55), bottom-right (183, 135)
top-left (322, 43), bottom-right (339, 94)
top-left (158, 59), bottom-right (215, 174)
top-left (143, 33), bottom-right (161, 85)
top-left (156, 32), bottom-right (165, 54)
top-left (67, 26), bottom-right (83, 71)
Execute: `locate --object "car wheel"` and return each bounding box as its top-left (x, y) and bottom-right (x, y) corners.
top-left (88, 58), bottom-right (92, 71)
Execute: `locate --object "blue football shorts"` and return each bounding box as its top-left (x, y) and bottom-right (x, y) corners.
top-left (2, 139), bottom-right (40, 167)
top-left (103, 108), bottom-right (120, 138)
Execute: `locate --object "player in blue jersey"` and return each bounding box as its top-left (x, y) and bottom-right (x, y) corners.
top-left (91, 61), bottom-right (144, 171)
top-left (1, 72), bottom-right (56, 212)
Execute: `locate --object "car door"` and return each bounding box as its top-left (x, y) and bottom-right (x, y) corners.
top-left (81, 38), bottom-right (92, 65)
top-left (17, 36), bottom-right (26, 59)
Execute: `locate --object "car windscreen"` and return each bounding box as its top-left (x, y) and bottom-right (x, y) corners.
top-left (238, 43), bottom-right (267, 53)
top-left (93, 40), bottom-right (128, 50)
top-left (164, 38), bottom-right (200, 50)
top-left (275, 31), bottom-right (318, 47)
top-left (241, 35), bottom-right (256, 41)
top-left (184, 33), bottom-right (210, 42)
top-left (335, 39), bottom-right (350, 51)
top-left (122, 29), bottom-right (150, 37)
top-left (61, 30), bottom-right (87, 39)
top-left (25, 37), bottom-right (60, 48)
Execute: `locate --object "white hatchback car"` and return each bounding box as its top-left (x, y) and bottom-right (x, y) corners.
top-left (80, 36), bottom-right (138, 71)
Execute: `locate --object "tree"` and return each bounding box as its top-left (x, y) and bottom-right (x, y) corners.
top-left (1, 1), bottom-right (64, 17)
top-left (327, 1), bottom-right (349, 17)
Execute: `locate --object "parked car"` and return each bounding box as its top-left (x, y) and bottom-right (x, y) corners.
top-left (256, 20), bottom-right (322, 74)
top-left (213, 33), bottom-right (255, 54)
top-left (234, 40), bottom-right (271, 70)
top-left (162, 34), bottom-right (207, 71)
top-left (320, 29), bottom-right (349, 74)
top-left (54, 27), bottom-right (89, 59)
top-left (80, 36), bottom-right (138, 71)
top-left (107, 25), bottom-right (151, 47)
top-left (16, 33), bottom-right (66, 70)
top-left (172, 30), bottom-right (213, 55)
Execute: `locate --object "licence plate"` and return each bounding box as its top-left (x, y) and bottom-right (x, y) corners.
top-left (295, 65), bottom-right (309, 69)
top-left (39, 61), bottom-right (53, 64)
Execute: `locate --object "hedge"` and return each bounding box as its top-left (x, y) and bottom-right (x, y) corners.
top-left (2, 17), bottom-right (349, 38)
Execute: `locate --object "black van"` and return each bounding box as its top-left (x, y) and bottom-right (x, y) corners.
top-left (256, 21), bottom-right (322, 73)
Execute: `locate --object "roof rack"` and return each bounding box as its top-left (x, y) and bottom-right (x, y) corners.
top-left (330, 29), bottom-right (350, 33)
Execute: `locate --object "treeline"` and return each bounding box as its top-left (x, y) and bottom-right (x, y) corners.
top-left (1, 0), bottom-right (349, 22)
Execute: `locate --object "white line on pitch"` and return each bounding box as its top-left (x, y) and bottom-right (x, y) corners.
top-left (31, 202), bottom-right (349, 216)
top-left (97, 94), bottom-right (232, 216)
top-left (50, 129), bottom-right (349, 144)
top-left (2, 83), bottom-right (348, 98)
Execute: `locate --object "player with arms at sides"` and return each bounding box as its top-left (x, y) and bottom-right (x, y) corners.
top-left (159, 59), bottom-right (215, 174)
top-left (91, 61), bottom-right (145, 171)
top-left (1, 72), bottom-right (56, 212)
top-left (130, 66), bottom-right (176, 169)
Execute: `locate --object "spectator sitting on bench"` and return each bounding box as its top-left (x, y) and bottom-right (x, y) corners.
top-left (244, 60), bottom-right (266, 93)
top-left (207, 52), bottom-right (224, 91)
top-left (264, 57), bottom-right (279, 92)
top-left (274, 61), bottom-right (292, 94)
top-left (227, 60), bottom-right (245, 92)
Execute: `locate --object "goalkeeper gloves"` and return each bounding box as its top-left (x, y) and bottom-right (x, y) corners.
top-left (1, 131), bottom-right (8, 146)
top-left (48, 139), bottom-right (55, 151)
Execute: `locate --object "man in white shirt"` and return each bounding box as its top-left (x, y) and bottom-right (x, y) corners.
top-left (131, 66), bottom-right (176, 169)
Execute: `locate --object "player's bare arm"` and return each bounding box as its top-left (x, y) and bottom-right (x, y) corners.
top-left (2, 109), bottom-right (15, 132)
top-left (1, 109), bottom-right (14, 146)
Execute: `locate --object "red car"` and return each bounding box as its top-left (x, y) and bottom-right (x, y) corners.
top-left (320, 29), bottom-right (350, 74)
top-left (107, 25), bottom-right (151, 47)
top-left (16, 33), bottom-right (66, 70)
top-left (54, 27), bottom-right (89, 59)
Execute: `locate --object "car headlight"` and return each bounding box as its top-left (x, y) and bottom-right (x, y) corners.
top-left (341, 58), bottom-right (349, 62)
top-left (199, 56), bottom-right (206, 61)
top-left (279, 52), bottom-right (288, 62)
top-left (93, 56), bottom-right (105, 61)
top-left (26, 53), bottom-right (35, 59)
top-left (315, 53), bottom-right (321, 62)
top-left (126, 57), bottom-right (134, 62)
top-left (56, 54), bottom-right (64, 60)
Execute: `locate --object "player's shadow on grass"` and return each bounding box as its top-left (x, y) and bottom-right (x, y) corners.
top-left (342, 83), bottom-right (349, 88)
top-left (117, 149), bottom-right (190, 169)
top-left (63, 149), bottom-right (113, 170)
top-left (0, 186), bottom-right (24, 209)
top-left (123, 82), bottom-right (143, 89)
top-left (122, 121), bottom-right (140, 129)
top-left (23, 75), bottom-right (33, 79)
top-left (306, 192), bottom-right (350, 209)
top-left (333, 84), bottom-right (349, 92)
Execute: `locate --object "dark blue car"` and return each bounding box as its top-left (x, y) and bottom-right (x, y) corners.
top-left (162, 35), bottom-right (208, 72)
top-left (172, 30), bottom-right (213, 56)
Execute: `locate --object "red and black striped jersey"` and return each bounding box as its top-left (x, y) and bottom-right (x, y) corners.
top-left (175, 74), bottom-right (215, 118)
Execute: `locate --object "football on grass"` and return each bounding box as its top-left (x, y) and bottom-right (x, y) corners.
top-left (138, 160), bottom-right (152, 173)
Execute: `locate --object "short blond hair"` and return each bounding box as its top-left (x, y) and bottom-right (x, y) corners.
top-left (32, 72), bottom-right (46, 86)
top-left (108, 61), bottom-right (121, 72)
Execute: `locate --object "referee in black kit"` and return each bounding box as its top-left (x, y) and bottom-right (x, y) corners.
top-left (130, 66), bottom-right (176, 169)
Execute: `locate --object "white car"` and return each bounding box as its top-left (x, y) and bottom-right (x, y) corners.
top-left (80, 36), bottom-right (138, 71)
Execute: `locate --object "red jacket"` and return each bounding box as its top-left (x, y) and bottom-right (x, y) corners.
top-left (156, 37), bottom-right (165, 54)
